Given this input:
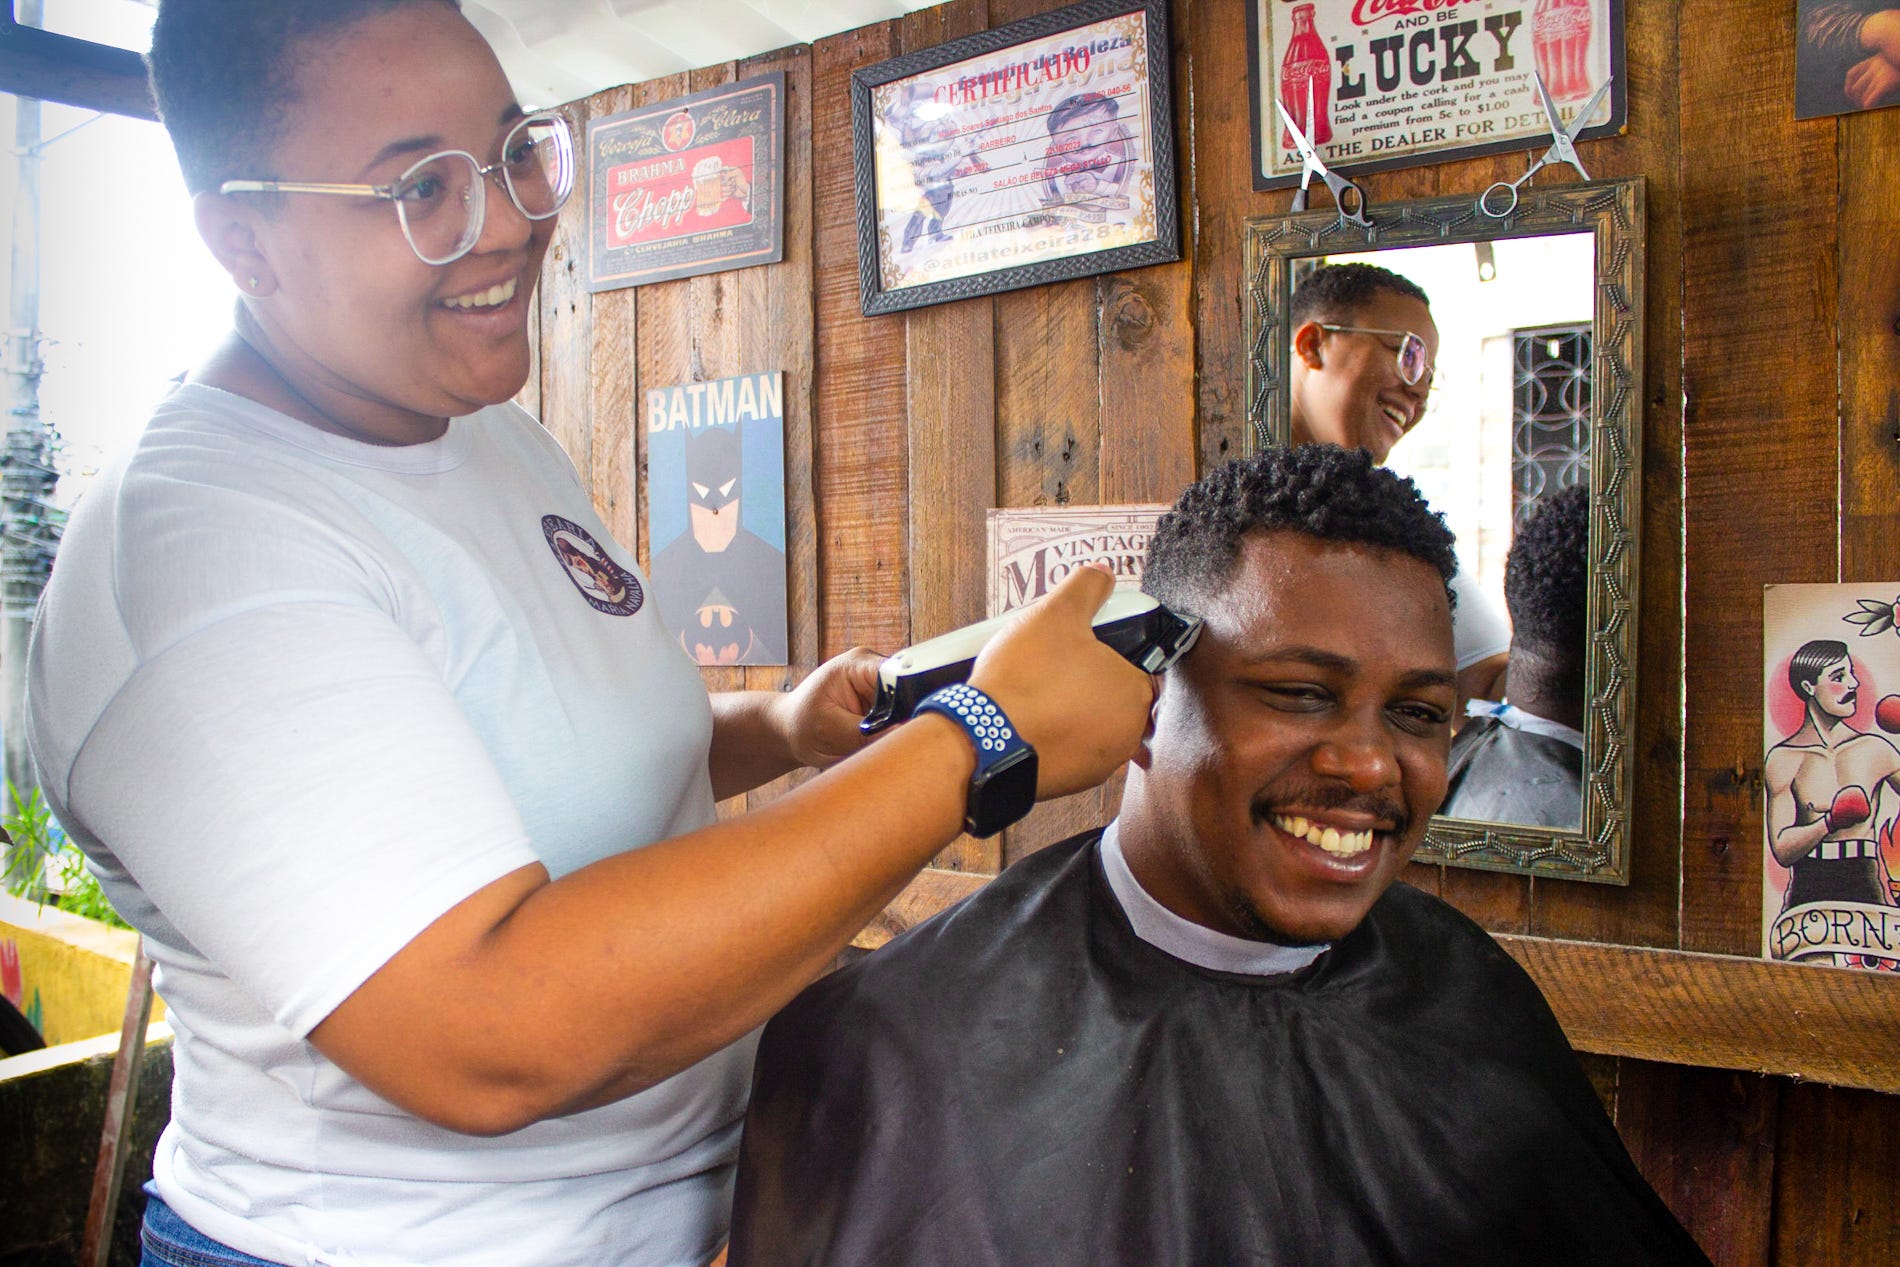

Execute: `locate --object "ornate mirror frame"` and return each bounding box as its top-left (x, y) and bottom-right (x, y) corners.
top-left (1242, 176), bottom-right (1645, 883)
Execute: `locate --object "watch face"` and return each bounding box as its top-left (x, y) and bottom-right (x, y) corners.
top-left (968, 746), bottom-right (1038, 837)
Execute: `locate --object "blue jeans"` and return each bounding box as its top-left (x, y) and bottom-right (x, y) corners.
top-left (140, 1186), bottom-right (284, 1267)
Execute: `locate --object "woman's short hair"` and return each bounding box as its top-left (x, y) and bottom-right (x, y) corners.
top-left (147, 0), bottom-right (462, 195)
top-left (1288, 262), bottom-right (1430, 328)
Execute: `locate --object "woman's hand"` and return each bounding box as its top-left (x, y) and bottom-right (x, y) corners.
top-left (707, 649), bottom-right (884, 799)
top-left (773, 647), bottom-right (885, 770)
top-left (967, 564), bottom-right (1156, 800)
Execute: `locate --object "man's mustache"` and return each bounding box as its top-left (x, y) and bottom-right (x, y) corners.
top-left (1255, 783), bottom-right (1409, 835)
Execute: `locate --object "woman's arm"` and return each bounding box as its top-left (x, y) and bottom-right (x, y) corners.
top-left (308, 565), bottom-right (1151, 1134)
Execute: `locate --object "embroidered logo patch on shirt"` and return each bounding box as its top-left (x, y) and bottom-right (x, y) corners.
top-left (542, 515), bottom-right (643, 616)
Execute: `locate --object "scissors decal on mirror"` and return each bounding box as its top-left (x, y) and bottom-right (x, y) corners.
top-left (1480, 70), bottom-right (1614, 220)
top-left (1276, 78), bottom-right (1373, 229)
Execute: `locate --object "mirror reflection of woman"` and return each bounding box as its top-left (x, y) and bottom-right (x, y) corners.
top-left (1284, 262), bottom-right (1511, 710)
top-left (24, 3), bottom-right (1154, 1264)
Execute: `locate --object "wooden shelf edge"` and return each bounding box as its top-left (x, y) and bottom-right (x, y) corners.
top-left (1496, 934), bottom-right (1900, 1096)
top-left (851, 872), bottom-right (1900, 1095)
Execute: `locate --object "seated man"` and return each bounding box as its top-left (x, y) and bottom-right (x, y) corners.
top-left (1288, 261), bottom-right (1510, 706)
top-left (1443, 484), bottom-right (1590, 828)
top-left (729, 447), bottom-right (1707, 1267)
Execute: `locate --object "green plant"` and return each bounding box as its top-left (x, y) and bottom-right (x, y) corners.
top-left (1, 783), bottom-right (130, 930)
top-left (0, 784), bottom-right (57, 901)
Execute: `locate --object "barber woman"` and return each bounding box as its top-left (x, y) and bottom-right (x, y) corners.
top-left (25, 3), bottom-right (1154, 1265)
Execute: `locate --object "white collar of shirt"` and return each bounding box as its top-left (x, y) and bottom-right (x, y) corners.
top-left (1099, 820), bottom-right (1328, 977)
top-left (1464, 700), bottom-right (1585, 749)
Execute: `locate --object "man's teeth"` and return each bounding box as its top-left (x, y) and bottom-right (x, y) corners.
top-left (1273, 814), bottom-right (1373, 857)
top-left (1381, 404), bottom-right (1407, 427)
top-left (443, 277), bottom-right (517, 310)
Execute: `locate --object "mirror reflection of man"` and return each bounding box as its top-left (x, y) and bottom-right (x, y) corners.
top-left (728, 446), bottom-right (1709, 1267)
top-left (650, 425), bottom-right (788, 665)
top-left (1766, 640), bottom-right (1900, 915)
top-left (1287, 262), bottom-right (1510, 709)
top-left (1442, 485), bottom-right (1588, 828)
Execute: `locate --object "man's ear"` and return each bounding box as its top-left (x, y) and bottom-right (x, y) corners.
top-left (1291, 320), bottom-right (1327, 370)
top-left (1130, 677), bottom-right (1164, 770)
top-left (193, 190), bottom-right (276, 296)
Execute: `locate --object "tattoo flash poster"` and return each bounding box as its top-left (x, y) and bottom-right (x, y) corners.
top-left (1762, 583), bottom-right (1900, 972)
top-left (586, 73), bottom-right (784, 292)
top-left (645, 372), bottom-right (788, 667)
top-left (870, 11), bottom-right (1161, 293)
top-left (987, 504), bottom-right (1168, 616)
top-left (1249, 0), bottom-right (1624, 189)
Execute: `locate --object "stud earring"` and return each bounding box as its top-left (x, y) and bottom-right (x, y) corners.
top-left (246, 275), bottom-right (260, 291)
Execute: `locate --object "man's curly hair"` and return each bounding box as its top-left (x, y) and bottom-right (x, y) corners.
top-left (1143, 445), bottom-right (1457, 619)
top-left (1504, 484), bottom-right (1589, 696)
top-left (148, 0), bottom-right (462, 195)
top-left (1289, 261), bottom-right (1430, 327)
top-left (1505, 485), bottom-right (1589, 652)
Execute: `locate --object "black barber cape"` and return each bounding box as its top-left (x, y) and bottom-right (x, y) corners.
top-left (729, 831), bottom-right (1710, 1267)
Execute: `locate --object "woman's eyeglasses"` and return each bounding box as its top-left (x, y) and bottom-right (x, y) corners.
top-left (1317, 324), bottom-right (1435, 387)
top-left (220, 111), bottom-right (575, 266)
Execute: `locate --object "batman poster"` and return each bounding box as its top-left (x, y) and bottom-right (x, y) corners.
top-left (645, 372), bottom-right (789, 666)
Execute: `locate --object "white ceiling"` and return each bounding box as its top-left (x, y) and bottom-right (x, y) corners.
top-left (464, 0), bottom-right (943, 108)
top-left (41, 1), bottom-right (940, 116)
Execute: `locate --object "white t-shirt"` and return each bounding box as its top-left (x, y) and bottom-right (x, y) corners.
top-left (1449, 567), bottom-right (1510, 672)
top-left (27, 384), bottom-right (750, 1267)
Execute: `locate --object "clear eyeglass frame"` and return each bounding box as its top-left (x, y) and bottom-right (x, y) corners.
top-left (218, 110), bottom-right (576, 266)
top-left (1316, 323), bottom-right (1437, 389)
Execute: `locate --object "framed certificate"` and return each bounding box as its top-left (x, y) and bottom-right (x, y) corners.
top-left (850, 0), bottom-right (1179, 316)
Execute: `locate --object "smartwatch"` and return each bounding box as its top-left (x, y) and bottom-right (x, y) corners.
top-left (915, 683), bottom-right (1038, 838)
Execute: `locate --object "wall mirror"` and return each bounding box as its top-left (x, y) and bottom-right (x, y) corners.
top-left (1243, 176), bottom-right (1644, 883)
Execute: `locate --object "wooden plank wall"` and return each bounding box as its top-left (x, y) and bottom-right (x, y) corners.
top-left (529, 0), bottom-right (1899, 1261)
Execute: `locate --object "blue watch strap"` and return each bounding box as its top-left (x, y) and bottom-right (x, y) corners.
top-left (915, 683), bottom-right (1038, 837)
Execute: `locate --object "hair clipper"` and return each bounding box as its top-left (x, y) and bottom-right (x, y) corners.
top-left (859, 590), bottom-right (1202, 734)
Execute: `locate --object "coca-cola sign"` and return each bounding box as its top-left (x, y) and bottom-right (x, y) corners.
top-left (586, 74), bottom-right (785, 291)
top-left (1347, 0), bottom-right (1488, 24)
top-left (1249, 0), bottom-right (1624, 190)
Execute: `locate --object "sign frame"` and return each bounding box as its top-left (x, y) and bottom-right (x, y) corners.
top-left (1246, 0), bottom-right (1626, 192)
top-left (585, 72), bottom-right (786, 292)
top-left (986, 504), bottom-right (1170, 616)
top-left (850, 0), bottom-right (1179, 317)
